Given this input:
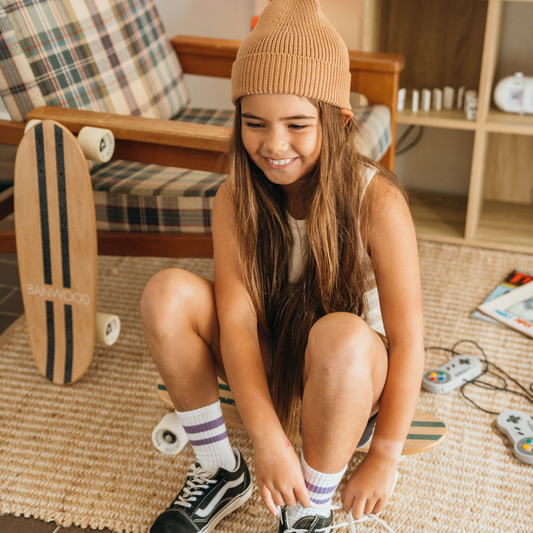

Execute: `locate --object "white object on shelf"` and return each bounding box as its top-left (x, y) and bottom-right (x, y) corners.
top-left (397, 88), bottom-right (406, 112)
top-left (465, 90), bottom-right (478, 120)
top-left (411, 89), bottom-right (419, 113)
top-left (433, 88), bottom-right (443, 111)
top-left (494, 73), bottom-right (533, 115)
top-left (443, 86), bottom-right (454, 110)
top-left (457, 86), bottom-right (466, 110)
top-left (421, 89), bottom-right (431, 112)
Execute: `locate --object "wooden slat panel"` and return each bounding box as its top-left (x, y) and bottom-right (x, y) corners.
top-left (0, 186), bottom-right (14, 220)
top-left (96, 232), bottom-right (213, 258)
top-left (0, 120), bottom-right (26, 145)
top-left (0, 228), bottom-right (214, 258)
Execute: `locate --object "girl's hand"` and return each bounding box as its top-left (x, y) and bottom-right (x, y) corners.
top-left (253, 433), bottom-right (310, 516)
top-left (341, 453), bottom-right (398, 521)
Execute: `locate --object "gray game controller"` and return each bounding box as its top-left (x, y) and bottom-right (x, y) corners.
top-left (422, 354), bottom-right (482, 394)
top-left (496, 410), bottom-right (533, 465)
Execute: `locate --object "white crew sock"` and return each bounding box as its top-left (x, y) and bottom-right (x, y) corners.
top-left (287, 455), bottom-right (347, 526)
top-left (176, 401), bottom-right (236, 472)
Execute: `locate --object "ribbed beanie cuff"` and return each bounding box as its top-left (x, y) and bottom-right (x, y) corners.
top-left (231, 0), bottom-right (351, 109)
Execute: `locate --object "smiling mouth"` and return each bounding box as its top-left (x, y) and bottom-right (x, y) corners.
top-left (264, 157), bottom-right (296, 168)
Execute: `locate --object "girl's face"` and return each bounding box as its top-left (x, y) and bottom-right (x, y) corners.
top-left (240, 94), bottom-right (322, 195)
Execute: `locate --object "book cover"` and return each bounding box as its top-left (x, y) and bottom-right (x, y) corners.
top-left (478, 281), bottom-right (533, 338)
top-left (472, 270), bottom-right (533, 325)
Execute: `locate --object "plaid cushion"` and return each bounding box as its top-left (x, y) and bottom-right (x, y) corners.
top-left (0, 0), bottom-right (187, 121)
top-left (92, 105), bottom-right (391, 233)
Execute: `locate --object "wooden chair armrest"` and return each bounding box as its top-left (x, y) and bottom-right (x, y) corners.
top-left (26, 107), bottom-right (230, 173)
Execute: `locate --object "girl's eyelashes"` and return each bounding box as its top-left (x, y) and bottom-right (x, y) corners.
top-left (243, 121), bottom-right (264, 129)
top-left (242, 121), bottom-right (308, 130)
top-left (288, 124), bottom-right (307, 130)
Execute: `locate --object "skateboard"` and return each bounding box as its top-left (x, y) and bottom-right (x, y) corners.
top-left (14, 119), bottom-right (119, 384)
top-left (154, 378), bottom-right (448, 455)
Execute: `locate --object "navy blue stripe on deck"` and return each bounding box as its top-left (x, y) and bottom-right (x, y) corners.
top-left (35, 123), bottom-right (52, 285)
top-left (45, 300), bottom-right (55, 381)
top-left (64, 304), bottom-right (73, 383)
top-left (55, 125), bottom-right (71, 289)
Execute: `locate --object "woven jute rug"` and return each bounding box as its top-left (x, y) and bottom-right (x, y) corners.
top-left (1, 241), bottom-right (533, 532)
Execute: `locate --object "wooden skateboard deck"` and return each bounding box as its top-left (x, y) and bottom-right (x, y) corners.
top-left (14, 120), bottom-right (97, 384)
top-left (156, 378), bottom-right (448, 455)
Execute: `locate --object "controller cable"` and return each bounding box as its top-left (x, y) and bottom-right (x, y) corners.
top-left (425, 339), bottom-right (533, 415)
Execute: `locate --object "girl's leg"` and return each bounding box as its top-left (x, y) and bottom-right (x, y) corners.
top-left (287, 312), bottom-right (388, 523)
top-left (142, 274), bottom-right (252, 533)
top-left (141, 267), bottom-right (235, 471)
top-left (301, 312), bottom-right (388, 471)
top-left (141, 267), bottom-right (225, 412)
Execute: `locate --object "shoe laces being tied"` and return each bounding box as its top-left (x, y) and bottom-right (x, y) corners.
top-left (277, 505), bottom-right (396, 533)
top-left (174, 464), bottom-right (217, 508)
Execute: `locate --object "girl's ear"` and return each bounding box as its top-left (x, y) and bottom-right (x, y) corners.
top-left (341, 108), bottom-right (354, 125)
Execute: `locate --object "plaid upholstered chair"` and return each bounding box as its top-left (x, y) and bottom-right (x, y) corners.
top-left (0, 0), bottom-right (403, 258)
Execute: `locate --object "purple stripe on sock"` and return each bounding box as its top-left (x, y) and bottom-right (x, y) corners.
top-left (311, 496), bottom-right (334, 506)
top-left (305, 481), bottom-right (338, 495)
top-left (188, 431), bottom-right (229, 446)
top-left (182, 415), bottom-right (225, 434)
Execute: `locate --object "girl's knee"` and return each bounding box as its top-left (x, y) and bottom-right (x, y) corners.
top-left (141, 268), bottom-right (208, 334)
top-left (306, 313), bottom-right (375, 375)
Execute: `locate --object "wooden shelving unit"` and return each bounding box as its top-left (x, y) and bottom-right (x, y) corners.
top-left (368, 0), bottom-right (533, 253)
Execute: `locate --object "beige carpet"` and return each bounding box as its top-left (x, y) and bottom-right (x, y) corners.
top-left (1, 241), bottom-right (532, 532)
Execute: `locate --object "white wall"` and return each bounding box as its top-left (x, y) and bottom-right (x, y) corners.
top-left (153, 0), bottom-right (362, 109)
top-left (153, 0), bottom-right (252, 109)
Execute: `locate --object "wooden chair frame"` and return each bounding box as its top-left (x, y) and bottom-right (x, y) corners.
top-left (0, 36), bottom-right (404, 258)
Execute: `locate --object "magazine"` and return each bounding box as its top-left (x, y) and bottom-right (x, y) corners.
top-left (472, 270), bottom-right (533, 325)
top-left (478, 281), bottom-right (533, 338)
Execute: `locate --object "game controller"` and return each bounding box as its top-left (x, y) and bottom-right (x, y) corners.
top-left (496, 410), bottom-right (533, 465)
top-left (422, 354), bottom-right (483, 394)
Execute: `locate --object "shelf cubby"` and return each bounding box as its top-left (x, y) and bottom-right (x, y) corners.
top-left (364, 0), bottom-right (533, 252)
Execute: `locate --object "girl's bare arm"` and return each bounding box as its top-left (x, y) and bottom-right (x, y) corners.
top-left (212, 182), bottom-right (310, 514)
top-left (365, 175), bottom-right (425, 459)
top-left (342, 174), bottom-right (425, 520)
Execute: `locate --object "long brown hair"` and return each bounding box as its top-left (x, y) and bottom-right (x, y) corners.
top-left (226, 98), bottom-right (394, 437)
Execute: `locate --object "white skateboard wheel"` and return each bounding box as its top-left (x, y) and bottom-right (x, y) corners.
top-left (77, 126), bottom-right (115, 162)
top-left (24, 119), bottom-right (42, 134)
top-left (152, 412), bottom-right (189, 455)
top-left (95, 312), bottom-right (120, 345)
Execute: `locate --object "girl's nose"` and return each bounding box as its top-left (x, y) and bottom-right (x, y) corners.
top-left (264, 130), bottom-right (287, 155)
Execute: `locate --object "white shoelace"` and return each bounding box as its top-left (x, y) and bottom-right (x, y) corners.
top-left (174, 464), bottom-right (217, 508)
top-left (278, 504), bottom-right (396, 533)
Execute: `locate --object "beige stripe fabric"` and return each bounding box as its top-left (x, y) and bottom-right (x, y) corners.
top-left (1, 242), bottom-right (533, 532)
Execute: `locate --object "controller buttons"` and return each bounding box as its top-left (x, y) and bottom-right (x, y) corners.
top-left (459, 358), bottom-right (470, 365)
top-left (428, 371), bottom-right (447, 382)
top-left (508, 415), bottom-right (521, 424)
top-left (517, 438), bottom-right (533, 455)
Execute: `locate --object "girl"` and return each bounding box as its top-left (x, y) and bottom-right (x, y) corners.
top-left (141, 0), bottom-right (425, 532)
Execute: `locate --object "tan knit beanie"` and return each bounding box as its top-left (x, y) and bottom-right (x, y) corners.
top-left (231, 0), bottom-right (351, 109)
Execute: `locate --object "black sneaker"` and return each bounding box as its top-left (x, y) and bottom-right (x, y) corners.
top-left (150, 448), bottom-right (252, 533)
top-left (277, 506), bottom-right (333, 533)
